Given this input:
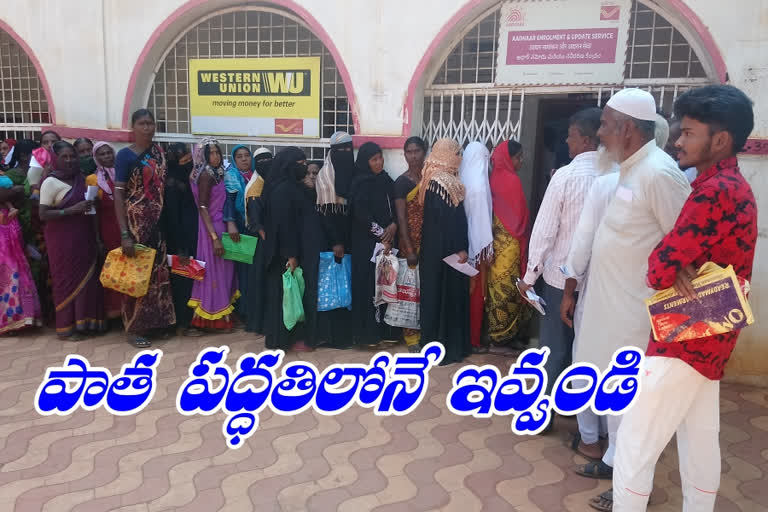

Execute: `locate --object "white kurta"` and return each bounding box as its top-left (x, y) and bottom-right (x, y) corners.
top-left (573, 141), bottom-right (690, 370)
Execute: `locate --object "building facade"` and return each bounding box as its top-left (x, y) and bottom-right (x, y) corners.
top-left (1, 0), bottom-right (766, 380)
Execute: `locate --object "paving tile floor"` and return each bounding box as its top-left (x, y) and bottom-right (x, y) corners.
top-left (0, 329), bottom-right (766, 511)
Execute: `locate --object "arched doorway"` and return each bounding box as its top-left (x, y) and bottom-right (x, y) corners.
top-left (420, 0), bottom-right (719, 213)
top-left (0, 27), bottom-right (52, 141)
top-left (144, 6), bottom-right (354, 160)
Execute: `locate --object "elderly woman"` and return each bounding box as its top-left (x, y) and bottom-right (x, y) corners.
top-left (418, 138), bottom-right (471, 365)
top-left (188, 137), bottom-right (239, 332)
top-left (39, 141), bottom-right (104, 339)
top-left (114, 109), bottom-right (176, 347)
top-left (85, 142), bottom-right (123, 321)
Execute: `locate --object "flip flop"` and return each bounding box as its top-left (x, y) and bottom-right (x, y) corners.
top-left (589, 489), bottom-right (613, 511)
top-left (574, 460), bottom-right (613, 479)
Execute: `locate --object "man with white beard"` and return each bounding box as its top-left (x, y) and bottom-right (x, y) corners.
top-left (560, 88), bottom-right (691, 512)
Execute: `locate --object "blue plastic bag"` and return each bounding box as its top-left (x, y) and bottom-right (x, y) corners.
top-left (317, 252), bottom-right (352, 312)
top-left (282, 267), bottom-right (305, 330)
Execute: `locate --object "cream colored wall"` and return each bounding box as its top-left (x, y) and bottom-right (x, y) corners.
top-left (1, 0), bottom-right (766, 378)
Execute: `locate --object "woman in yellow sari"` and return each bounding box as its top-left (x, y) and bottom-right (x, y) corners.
top-left (486, 139), bottom-right (531, 347)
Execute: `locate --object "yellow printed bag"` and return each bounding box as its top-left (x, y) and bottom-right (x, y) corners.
top-left (99, 245), bottom-right (156, 298)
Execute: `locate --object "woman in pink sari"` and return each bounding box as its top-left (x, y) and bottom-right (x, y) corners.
top-left (39, 141), bottom-right (105, 339)
top-left (0, 182), bottom-right (41, 334)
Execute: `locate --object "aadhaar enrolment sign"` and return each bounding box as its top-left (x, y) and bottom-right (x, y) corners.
top-left (188, 57), bottom-right (320, 137)
top-left (496, 0), bottom-right (631, 86)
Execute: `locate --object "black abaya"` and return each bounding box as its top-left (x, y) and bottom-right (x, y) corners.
top-left (165, 165), bottom-right (199, 329)
top-left (419, 187), bottom-right (471, 365)
top-left (349, 170), bottom-right (397, 345)
top-left (243, 195), bottom-right (267, 334)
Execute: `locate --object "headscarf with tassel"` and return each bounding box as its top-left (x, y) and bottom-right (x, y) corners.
top-left (418, 138), bottom-right (465, 207)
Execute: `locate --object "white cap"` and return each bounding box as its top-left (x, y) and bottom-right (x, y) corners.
top-left (606, 88), bottom-right (657, 121)
top-left (253, 147), bottom-right (272, 158)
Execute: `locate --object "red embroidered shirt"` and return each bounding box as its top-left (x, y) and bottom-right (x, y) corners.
top-left (646, 157), bottom-right (758, 380)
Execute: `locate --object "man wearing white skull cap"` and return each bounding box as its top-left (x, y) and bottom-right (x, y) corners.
top-left (568, 88), bottom-right (691, 511)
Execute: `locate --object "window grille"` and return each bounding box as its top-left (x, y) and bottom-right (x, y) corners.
top-left (423, 1), bottom-right (714, 146)
top-left (0, 29), bottom-right (50, 141)
top-left (148, 7), bottom-right (353, 157)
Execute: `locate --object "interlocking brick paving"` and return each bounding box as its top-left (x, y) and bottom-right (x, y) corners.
top-left (1, 329), bottom-right (766, 511)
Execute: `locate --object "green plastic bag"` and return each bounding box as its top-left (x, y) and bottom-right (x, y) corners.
top-left (221, 233), bottom-right (258, 264)
top-left (282, 267), bottom-right (305, 330)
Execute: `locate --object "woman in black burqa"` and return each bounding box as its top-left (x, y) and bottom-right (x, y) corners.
top-left (349, 142), bottom-right (399, 347)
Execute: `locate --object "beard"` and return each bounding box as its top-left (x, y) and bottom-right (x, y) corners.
top-left (596, 144), bottom-right (620, 174)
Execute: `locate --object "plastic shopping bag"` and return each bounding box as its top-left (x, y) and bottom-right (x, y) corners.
top-left (373, 252), bottom-right (399, 307)
top-left (384, 260), bottom-right (420, 329)
top-left (317, 252), bottom-right (352, 311)
top-left (282, 267), bottom-right (306, 331)
top-left (99, 245), bottom-right (156, 298)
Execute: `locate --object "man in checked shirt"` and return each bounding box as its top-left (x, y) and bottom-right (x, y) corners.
top-left (612, 85), bottom-right (757, 511)
top-left (517, 107), bottom-right (604, 421)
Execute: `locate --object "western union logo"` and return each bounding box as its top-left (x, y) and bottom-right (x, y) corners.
top-left (197, 70), bottom-right (311, 96)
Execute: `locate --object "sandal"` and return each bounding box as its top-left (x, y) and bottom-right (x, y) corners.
top-left (472, 346), bottom-right (490, 354)
top-left (589, 489), bottom-right (613, 511)
top-left (566, 433), bottom-right (603, 460)
top-left (183, 328), bottom-right (204, 338)
top-left (59, 333), bottom-right (85, 342)
top-left (131, 336), bottom-right (152, 348)
top-left (574, 460), bottom-right (613, 479)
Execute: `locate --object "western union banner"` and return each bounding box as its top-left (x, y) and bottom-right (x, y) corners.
top-left (188, 57), bottom-right (321, 137)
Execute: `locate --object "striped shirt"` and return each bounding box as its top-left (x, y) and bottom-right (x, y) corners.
top-left (523, 151), bottom-right (602, 290)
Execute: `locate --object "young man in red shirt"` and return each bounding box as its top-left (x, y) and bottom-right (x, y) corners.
top-left (612, 85), bottom-right (757, 511)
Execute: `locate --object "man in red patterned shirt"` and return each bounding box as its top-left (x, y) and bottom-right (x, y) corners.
top-left (613, 85), bottom-right (757, 511)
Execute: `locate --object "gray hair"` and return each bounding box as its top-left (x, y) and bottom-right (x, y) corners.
top-left (614, 110), bottom-right (656, 142)
top-left (654, 114), bottom-right (670, 149)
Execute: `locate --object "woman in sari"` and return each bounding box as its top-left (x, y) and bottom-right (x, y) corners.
top-left (485, 139), bottom-right (531, 347)
top-left (164, 143), bottom-right (200, 337)
top-left (223, 144), bottom-right (253, 324)
top-left (39, 141), bottom-right (104, 339)
top-left (242, 149), bottom-right (272, 334)
top-left (393, 136), bottom-right (427, 352)
top-left (0, 165), bottom-right (41, 334)
top-left (262, 147), bottom-right (308, 350)
top-left (114, 109), bottom-right (176, 348)
top-left (418, 138), bottom-right (470, 365)
top-left (85, 142), bottom-right (123, 321)
top-left (349, 142), bottom-right (398, 347)
top-left (459, 142), bottom-right (495, 353)
top-left (188, 137), bottom-right (239, 332)
top-left (7, 140), bottom-right (53, 323)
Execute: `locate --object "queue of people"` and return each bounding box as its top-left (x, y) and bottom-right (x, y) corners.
top-left (0, 83), bottom-right (759, 512)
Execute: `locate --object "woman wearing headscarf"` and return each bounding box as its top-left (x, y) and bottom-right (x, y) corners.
top-left (164, 142), bottom-right (200, 336)
top-left (223, 144), bottom-right (254, 324)
top-left (114, 109), bottom-right (176, 348)
top-left (241, 148), bottom-right (272, 334)
top-left (39, 141), bottom-right (104, 339)
top-left (485, 139), bottom-right (531, 346)
top-left (262, 147), bottom-right (308, 350)
top-left (85, 142), bottom-right (123, 320)
top-left (393, 136), bottom-right (427, 352)
top-left (459, 142), bottom-right (495, 352)
top-left (315, 131), bottom-right (355, 259)
top-left (418, 138), bottom-right (470, 365)
top-left (349, 142), bottom-right (397, 347)
top-left (188, 137), bottom-right (240, 332)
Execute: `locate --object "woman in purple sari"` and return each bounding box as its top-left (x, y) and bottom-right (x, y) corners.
top-left (188, 137), bottom-right (239, 331)
top-left (39, 141), bottom-right (105, 340)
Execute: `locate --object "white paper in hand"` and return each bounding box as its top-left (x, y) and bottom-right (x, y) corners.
top-left (442, 253), bottom-right (479, 277)
top-left (85, 185), bottom-right (99, 215)
top-left (516, 278), bottom-right (547, 315)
